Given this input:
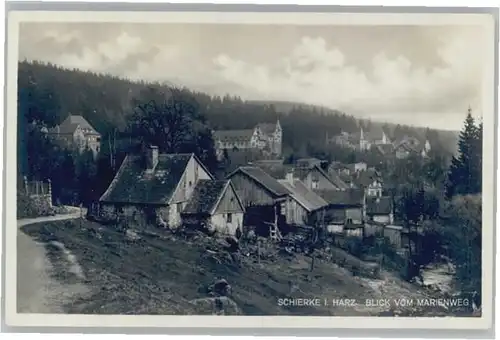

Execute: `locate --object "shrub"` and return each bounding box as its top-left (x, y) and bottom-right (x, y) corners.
top-left (17, 190), bottom-right (55, 219)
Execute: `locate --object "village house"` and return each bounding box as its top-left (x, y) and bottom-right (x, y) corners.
top-left (226, 166), bottom-right (290, 238)
top-left (351, 168), bottom-right (384, 195)
top-left (254, 161), bottom-right (349, 191)
top-left (98, 146), bottom-right (214, 228)
top-left (394, 142), bottom-right (416, 159)
top-left (358, 125), bottom-right (392, 151)
top-left (293, 164), bottom-right (349, 191)
top-left (325, 131), bottom-right (358, 149)
top-left (328, 123), bottom-right (393, 152)
top-left (213, 129), bottom-right (262, 159)
top-left (256, 121), bottom-right (283, 156)
top-left (314, 188), bottom-right (365, 236)
top-left (181, 179), bottom-right (245, 237)
top-left (213, 119), bottom-right (282, 160)
top-left (365, 196), bottom-right (394, 224)
top-left (46, 114), bottom-right (101, 157)
top-left (278, 175), bottom-right (329, 227)
top-left (394, 136), bottom-right (432, 159)
top-left (329, 162), bottom-right (367, 176)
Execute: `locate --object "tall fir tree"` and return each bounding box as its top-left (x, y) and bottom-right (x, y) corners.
top-left (446, 108), bottom-right (482, 197)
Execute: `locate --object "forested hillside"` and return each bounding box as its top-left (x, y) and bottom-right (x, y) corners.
top-left (17, 60), bottom-right (458, 166)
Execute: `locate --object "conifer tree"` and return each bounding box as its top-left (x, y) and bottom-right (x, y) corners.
top-left (446, 108), bottom-right (482, 197)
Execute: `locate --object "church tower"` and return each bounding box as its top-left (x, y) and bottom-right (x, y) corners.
top-left (273, 119), bottom-right (282, 156)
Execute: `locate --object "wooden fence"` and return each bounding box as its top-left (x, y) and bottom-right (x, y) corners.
top-left (20, 176), bottom-right (52, 198)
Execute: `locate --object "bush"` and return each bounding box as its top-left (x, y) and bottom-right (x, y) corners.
top-left (17, 190), bottom-right (55, 219)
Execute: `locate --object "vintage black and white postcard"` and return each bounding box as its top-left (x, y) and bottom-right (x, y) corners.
top-left (3, 5), bottom-right (497, 334)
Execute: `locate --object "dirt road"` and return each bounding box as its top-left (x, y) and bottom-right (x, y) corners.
top-left (17, 210), bottom-right (90, 313)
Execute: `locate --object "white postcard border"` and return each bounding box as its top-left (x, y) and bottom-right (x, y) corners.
top-left (4, 9), bottom-right (496, 330)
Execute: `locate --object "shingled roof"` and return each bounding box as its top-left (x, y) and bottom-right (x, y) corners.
top-left (278, 179), bottom-right (328, 212)
top-left (352, 168), bottom-right (381, 188)
top-left (227, 166), bottom-right (290, 198)
top-left (255, 163), bottom-right (293, 180)
top-left (182, 179), bottom-right (244, 216)
top-left (213, 129), bottom-right (255, 143)
top-left (65, 115), bottom-right (99, 133)
top-left (293, 164), bottom-right (349, 190)
top-left (256, 122), bottom-right (277, 135)
top-left (366, 196), bottom-right (392, 215)
top-left (314, 188), bottom-right (364, 206)
top-left (100, 153), bottom-right (213, 205)
top-left (327, 170), bottom-right (351, 190)
top-left (49, 115), bottom-right (100, 135)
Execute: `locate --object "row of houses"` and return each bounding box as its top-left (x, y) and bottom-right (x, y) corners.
top-left (326, 124), bottom-right (432, 159)
top-left (95, 148), bottom-right (405, 248)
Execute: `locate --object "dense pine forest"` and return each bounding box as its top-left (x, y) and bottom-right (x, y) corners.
top-left (17, 60), bottom-right (460, 165)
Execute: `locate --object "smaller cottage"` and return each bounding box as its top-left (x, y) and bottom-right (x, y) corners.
top-left (227, 166), bottom-right (290, 236)
top-left (181, 179), bottom-right (245, 237)
top-left (314, 188), bottom-right (365, 235)
top-left (383, 225), bottom-right (404, 248)
top-left (278, 176), bottom-right (328, 226)
top-left (366, 196), bottom-right (394, 224)
top-left (315, 188), bottom-right (365, 224)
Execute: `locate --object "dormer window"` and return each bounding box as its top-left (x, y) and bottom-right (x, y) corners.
top-left (312, 179), bottom-right (319, 189)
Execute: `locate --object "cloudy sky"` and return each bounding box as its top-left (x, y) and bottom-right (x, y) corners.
top-left (18, 22), bottom-right (487, 131)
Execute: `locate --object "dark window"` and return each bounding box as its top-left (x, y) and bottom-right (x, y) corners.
top-left (189, 181), bottom-right (192, 187)
top-left (177, 203), bottom-right (182, 213)
top-left (227, 213), bottom-right (232, 223)
top-left (346, 218), bottom-right (353, 224)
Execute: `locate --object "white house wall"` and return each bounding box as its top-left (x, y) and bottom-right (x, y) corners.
top-left (210, 212), bottom-right (244, 236)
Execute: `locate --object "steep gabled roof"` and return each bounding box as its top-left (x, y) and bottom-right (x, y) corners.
top-left (255, 163), bottom-right (293, 180)
top-left (395, 141), bottom-right (421, 154)
top-left (294, 164), bottom-right (349, 190)
top-left (213, 129), bottom-right (255, 143)
top-left (314, 188), bottom-right (364, 206)
top-left (48, 120), bottom-right (81, 135)
top-left (100, 153), bottom-right (213, 205)
top-left (278, 179), bottom-right (328, 212)
top-left (255, 122), bottom-right (277, 134)
top-left (366, 196), bottom-right (392, 215)
top-left (352, 168), bottom-right (381, 188)
top-left (182, 179), bottom-right (244, 215)
top-left (66, 115), bottom-right (99, 134)
top-left (48, 114), bottom-right (100, 136)
top-left (227, 166), bottom-right (290, 198)
top-left (327, 170), bottom-right (351, 190)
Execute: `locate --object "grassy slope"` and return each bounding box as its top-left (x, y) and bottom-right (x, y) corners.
top-left (20, 219), bottom-right (469, 316)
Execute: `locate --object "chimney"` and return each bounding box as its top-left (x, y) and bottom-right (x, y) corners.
top-left (146, 145), bottom-right (159, 170)
top-left (285, 169), bottom-right (294, 184)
